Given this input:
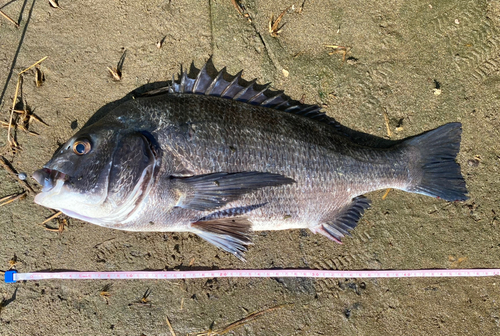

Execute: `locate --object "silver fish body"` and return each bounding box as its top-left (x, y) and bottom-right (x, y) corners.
top-left (33, 62), bottom-right (468, 259)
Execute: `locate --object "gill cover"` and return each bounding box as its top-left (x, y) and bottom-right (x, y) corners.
top-left (99, 132), bottom-right (159, 224)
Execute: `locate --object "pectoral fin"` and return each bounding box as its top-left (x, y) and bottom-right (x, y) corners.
top-left (317, 196), bottom-right (371, 243)
top-left (173, 172), bottom-right (295, 211)
top-left (192, 217), bottom-right (253, 260)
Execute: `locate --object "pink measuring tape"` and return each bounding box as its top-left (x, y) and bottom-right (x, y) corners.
top-left (4, 269), bottom-right (500, 283)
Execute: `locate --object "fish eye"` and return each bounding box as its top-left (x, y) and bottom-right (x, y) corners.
top-left (72, 139), bottom-right (91, 155)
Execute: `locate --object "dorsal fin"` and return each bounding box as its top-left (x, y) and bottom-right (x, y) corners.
top-left (143, 59), bottom-right (341, 128)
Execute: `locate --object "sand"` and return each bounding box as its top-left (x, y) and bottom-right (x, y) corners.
top-left (1, 0), bottom-right (500, 335)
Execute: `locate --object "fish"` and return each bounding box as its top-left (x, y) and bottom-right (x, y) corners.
top-left (33, 60), bottom-right (468, 260)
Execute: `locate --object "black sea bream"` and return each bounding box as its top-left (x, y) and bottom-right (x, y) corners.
top-left (33, 61), bottom-right (468, 259)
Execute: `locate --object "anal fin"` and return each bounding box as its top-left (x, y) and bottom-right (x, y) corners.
top-left (318, 196), bottom-right (371, 243)
top-left (191, 217), bottom-right (253, 261)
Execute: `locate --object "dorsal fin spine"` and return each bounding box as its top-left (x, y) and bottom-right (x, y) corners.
top-left (221, 71), bottom-right (243, 97)
top-left (233, 79), bottom-right (257, 101)
top-left (179, 71), bottom-right (187, 93)
top-left (247, 84), bottom-right (271, 104)
top-left (192, 63), bottom-right (207, 93)
top-left (205, 68), bottom-right (224, 95)
top-left (162, 60), bottom-right (341, 128)
top-left (260, 92), bottom-right (284, 106)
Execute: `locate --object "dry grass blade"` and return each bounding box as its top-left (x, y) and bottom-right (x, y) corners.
top-left (0, 156), bottom-right (35, 193)
top-left (100, 284), bottom-right (112, 304)
top-left (382, 188), bottom-right (392, 200)
top-left (165, 316), bottom-right (177, 336)
top-left (15, 104), bottom-right (49, 127)
top-left (296, 0), bottom-right (307, 13)
top-left (8, 255), bottom-right (18, 269)
top-left (0, 192), bottom-right (26, 207)
top-left (7, 56), bottom-right (48, 150)
top-left (230, 0), bottom-right (251, 22)
top-left (0, 9), bottom-right (20, 28)
top-left (196, 304), bottom-right (289, 336)
top-left (107, 67), bottom-right (121, 81)
top-left (269, 5), bottom-right (292, 37)
top-left (129, 288), bottom-right (153, 307)
top-left (383, 109), bottom-right (392, 138)
top-left (31, 113), bottom-right (48, 125)
top-left (108, 50), bottom-right (127, 81)
top-left (141, 288), bottom-right (152, 303)
top-left (156, 36), bottom-right (166, 49)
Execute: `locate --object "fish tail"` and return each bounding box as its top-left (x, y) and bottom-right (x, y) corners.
top-left (404, 122), bottom-right (468, 201)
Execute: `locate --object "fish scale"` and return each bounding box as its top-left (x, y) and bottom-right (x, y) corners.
top-left (33, 61), bottom-right (468, 260)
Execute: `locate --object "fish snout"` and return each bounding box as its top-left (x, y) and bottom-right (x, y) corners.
top-left (33, 168), bottom-right (66, 192)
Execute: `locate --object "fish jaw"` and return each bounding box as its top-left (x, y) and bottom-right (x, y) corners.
top-left (33, 168), bottom-right (67, 193)
top-left (33, 165), bottom-right (114, 224)
top-left (33, 168), bottom-right (68, 205)
top-left (33, 157), bottom-right (158, 228)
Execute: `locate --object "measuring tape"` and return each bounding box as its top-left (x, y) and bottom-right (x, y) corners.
top-left (4, 269), bottom-right (500, 283)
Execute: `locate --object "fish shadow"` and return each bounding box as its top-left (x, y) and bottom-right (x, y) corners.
top-left (83, 59), bottom-right (402, 149)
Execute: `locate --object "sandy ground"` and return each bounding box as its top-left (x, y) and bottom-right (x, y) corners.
top-left (1, 0), bottom-right (500, 335)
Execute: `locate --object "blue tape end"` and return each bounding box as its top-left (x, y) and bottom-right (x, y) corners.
top-left (4, 270), bottom-right (17, 283)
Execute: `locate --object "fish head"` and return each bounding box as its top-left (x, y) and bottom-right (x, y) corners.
top-left (33, 121), bottom-right (159, 226)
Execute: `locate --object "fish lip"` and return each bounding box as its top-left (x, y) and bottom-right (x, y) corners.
top-left (33, 168), bottom-right (68, 192)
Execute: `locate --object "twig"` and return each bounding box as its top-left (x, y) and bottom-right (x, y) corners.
top-left (0, 9), bottom-right (19, 28)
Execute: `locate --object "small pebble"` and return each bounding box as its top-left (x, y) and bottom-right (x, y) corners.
top-left (18, 172), bottom-right (27, 180)
top-left (468, 159), bottom-right (480, 167)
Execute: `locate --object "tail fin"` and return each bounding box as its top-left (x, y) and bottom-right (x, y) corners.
top-left (405, 122), bottom-right (468, 201)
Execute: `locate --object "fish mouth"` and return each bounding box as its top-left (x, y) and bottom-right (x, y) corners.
top-left (33, 168), bottom-right (68, 192)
